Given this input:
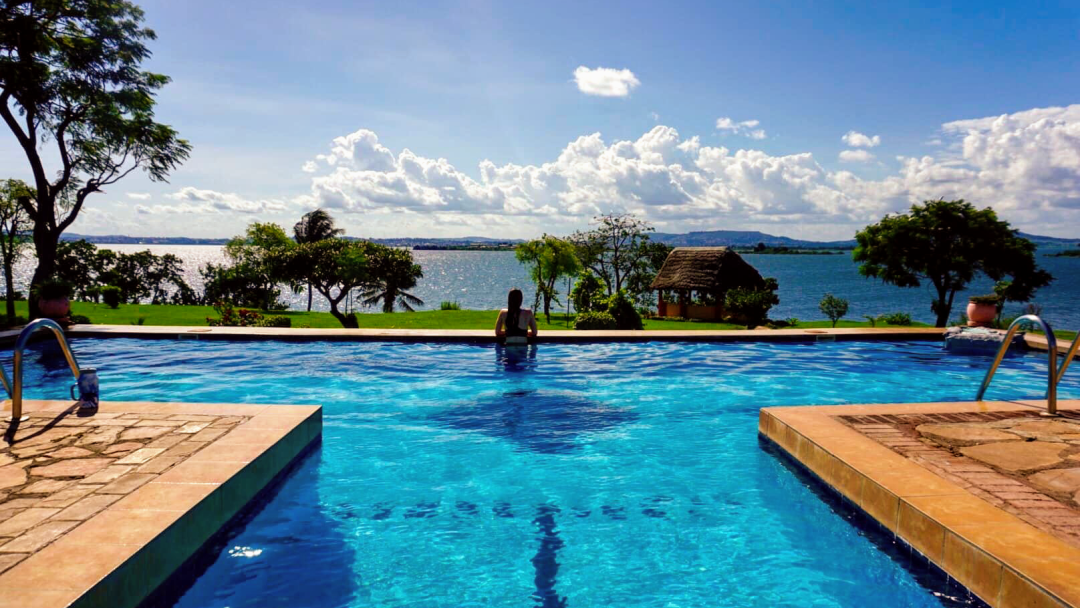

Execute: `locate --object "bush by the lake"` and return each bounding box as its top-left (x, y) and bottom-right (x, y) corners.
top-left (207, 301), bottom-right (263, 327)
top-left (440, 301), bottom-right (461, 311)
top-left (255, 315), bottom-right (291, 328)
top-left (101, 285), bottom-right (122, 309)
top-left (724, 278), bottom-right (780, 329)
top-left (880, 312), bottom-right (912, 326)
top-left (69, 314), bottom-right (91, 325)
top-left (603, 290), bottom-right (643, 330)
top-left (574, 311), bottom-right (617, 330)
top-left (819, 293), bottom-right (850, 327)
top-left (570, 270), bottom-right (605, 313)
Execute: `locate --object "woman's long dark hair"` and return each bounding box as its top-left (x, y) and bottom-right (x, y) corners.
top-left (507, 288), bottom-right (523, 317)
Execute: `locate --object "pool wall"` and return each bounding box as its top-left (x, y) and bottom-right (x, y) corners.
top-left (760, 400), bottom-right (1080, 608)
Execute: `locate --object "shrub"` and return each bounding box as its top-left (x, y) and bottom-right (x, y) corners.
top-left (574, 311), bottom-right (617, 330)
top-left (863, 315), bottom-right (879, 327)
top-left (100, 285), bottom-right (122, 309)
top-left (724, 278), bottom-right (779, 329)
top-left (69, 314), bottom-right (91, 325)
top-left (440, 301), bottom-right (461, 311)
top-left (34, 279), bottom-right (72, 301)
top-left (785, 317), bottom-right (799, 327)
top-left (602, 290), bottom-right (643, 330)
top-left (968, 294), bottom-right (1000, 305)
top-left (207, 301), bottom-right (263, 327)
top-left (570, 271), bottom-right (605, 313)
top-left (819, 293), bottom-right (850, 328)
top-left (255, 315), bottom-right (291, 328)
top-left (880, 312), bottom-right (912, 326)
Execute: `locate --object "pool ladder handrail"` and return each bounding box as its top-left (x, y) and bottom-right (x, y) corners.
top-left (1, 319), bottom-right (82, 424)
top-left (975, 314), bottom-right (1059, 416)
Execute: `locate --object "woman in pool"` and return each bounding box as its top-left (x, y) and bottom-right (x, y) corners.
top-left (495, 288), bottom-right (538, 343)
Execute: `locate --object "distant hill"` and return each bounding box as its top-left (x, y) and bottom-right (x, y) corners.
top-left (651, 230), bottom-right (856, 249)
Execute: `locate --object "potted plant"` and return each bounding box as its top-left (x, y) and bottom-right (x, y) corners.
top-left (34, 279), bottom-right (73, 320)
top-left (966, 294), bottom-right (999, 327)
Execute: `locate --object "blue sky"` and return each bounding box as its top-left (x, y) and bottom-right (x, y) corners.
top-left (4, 0), bottom-right (1079, 239)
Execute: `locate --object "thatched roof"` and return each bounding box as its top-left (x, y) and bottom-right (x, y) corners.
top-left (650, 247), bottom-right (765, 291)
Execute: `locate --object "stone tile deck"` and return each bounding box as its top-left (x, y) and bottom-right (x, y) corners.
top-left (0, 399), bottom-right (321, 608)
top-left (760, 399), bottom-right (1080, 608)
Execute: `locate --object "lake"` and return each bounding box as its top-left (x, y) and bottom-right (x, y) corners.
top-left (6, 245), bottom-right (1080, 329)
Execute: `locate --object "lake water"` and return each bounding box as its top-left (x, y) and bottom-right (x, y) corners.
top-left (6, 245), bottom-right (1080, 329)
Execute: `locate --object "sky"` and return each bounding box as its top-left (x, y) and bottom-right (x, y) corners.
top-left (3, 0), bottom-right (1080, 241)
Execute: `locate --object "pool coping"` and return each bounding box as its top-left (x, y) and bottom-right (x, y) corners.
top-left (0, 399), bottom-right (322, 608)
top-left (759, 399), bottom-right (1080, 608)
top-left (20, 324), bottom-right (947, 343)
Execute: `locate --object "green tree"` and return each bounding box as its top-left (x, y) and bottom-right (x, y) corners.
top-left (218, 222), bottom-right (295, 310)
top-left (570, 270), bottom-right (605, 313)
top-left (360, 245), bottom-right (424, 313)
top-left (569, 213), bottom-right (655, 296)
top-left (283, 239), bottom-right (371, 327)
top-left (0, 1), bottom-right (190, 317)
top-left (724, 278), bottom-right (780, 329)
top-left (0, 179), bottom-right (31, 319)
top-left (854, 200), bottom-right (1053, 327)
top-left (56, 239), bottom-right (116, 300)
top-left (293, 209), bottom-right (344, 311)
top-left (516, 235), bottom-right (581, 322)
top-left (818, 293), bottom-right (849, 327)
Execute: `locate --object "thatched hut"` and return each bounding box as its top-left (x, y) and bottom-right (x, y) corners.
top-left (650, 247), bottom-right (765, 320)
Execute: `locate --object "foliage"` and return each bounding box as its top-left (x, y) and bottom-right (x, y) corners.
top-left (55, 240), bottom-right (195, 305)
top-left (0, 1), bottom-right (190, 316)
top-left (516, 235), bottom-right (581, 322)
top-left (863, 315), bottom-right (879, 327)
top-left (100, 286), bottom-right (122, 309)
top-left (0, 179), bottom-right (31, 319)
top-left (968, 294), bottom-right (1000, 305)
top-left (569, 214), bottom-right (662, 306)
top-left (601, 289), bottom-right (644, 330)
top-left (219, 222), bottom-right (294, 309)
top-left (786, 317), bottom-right (800, 327)
top-left (440, 301), bottom-right (461, 311)
top-left (33, 279), bottom-right (72, 301)
top-left (281, 238), bottom-right (373, 327)
top-left (854, 199), bottom-right (1053, 327)
top-left (880, 312), bottom-right (912, 326)
top-left (206, 302), bottom-right (262, 327)
top-left (200, 263), bottom-right (281, 310)
top-left (573, 311), bottom-right (617, 330)
top-left (570, 270), bottom-right (605, 313)
top-left (818, 293), bottom-right (850, 327)
top-left (360, 246), bottom-right (424, 313)
top-left (69, 314), bottom-right (91, 324)
top-left (56, 240), bottom-right (116, 299)
top-left (255, 315), bottom-right (291, 328)
top-left (292, 209), bottom-right (343, 311)
top-left (724, 278), bottom-right (780, 329)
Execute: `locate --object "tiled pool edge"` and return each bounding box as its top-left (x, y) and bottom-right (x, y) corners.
top-left (759, 401), bottom-right (1080, 608)
top-left (0, 400), bottom-right (322, 608)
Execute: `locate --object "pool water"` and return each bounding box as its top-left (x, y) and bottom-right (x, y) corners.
top-left (12, 339), bottom-right (1080, 608)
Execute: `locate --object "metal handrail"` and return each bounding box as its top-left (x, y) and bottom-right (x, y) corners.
top-left (1, 319), bottom-right (82, 424)
top-left (1056, 333), bottom-right (1079, 387)
top-left (975, 314), bottom-right (1058, 416)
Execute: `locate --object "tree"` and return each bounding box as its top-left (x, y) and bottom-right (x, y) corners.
top-left (220, 222), bottom-right (295, 310)
top-left (819, 293), bottom-right (849, 327)
top-left (0, 1), bottom-right (190, 317)
top-left (854, 200), bottom-right (1053, 327)
top-left (516, 235), bottom-right (581, 322)
top-left (283, 239), bottom-right (371, 327)
top-left (55, 239), bottom-right (194, 305)
top-left (361, 245), bottom-right (424, 313)
top-left (569, 214), bottom-right (655, 296)
top-left (570, 270), bottom-right (605, 313)
top-left (56, 239), bottom-right (116, 300)
top-left (293, 209), bottom-right (343, 311)
top-left (0, 179), bottom-right (31, 319)
top-left (724, 278), bottom-right (780, 329)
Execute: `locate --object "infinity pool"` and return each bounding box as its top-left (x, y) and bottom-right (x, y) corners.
top-left (13, 338), bottom-right (1080, 607)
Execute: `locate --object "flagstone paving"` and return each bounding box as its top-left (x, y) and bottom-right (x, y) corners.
top-left (0, 409), bottom-right (249, 576)
top-left (840, 410), bottom-right (1080, 547)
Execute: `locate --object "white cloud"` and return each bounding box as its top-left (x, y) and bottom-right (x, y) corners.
top-left (573, 66), bottom-right (640, 97)
top-left (126, 192), bottom-right (152, 200)
top-left (841, 131), bottom-right (881, 148)
top-left (839, 149), bottom-right (875, 163)
top-left (716, 117), bottom-right (767, 139)
top-left (158, 187), bottom-right (290, 215)
top-left (650, 111), bottom-right (660, 123)
top-left (297, 104), bottom-right (1080, 236)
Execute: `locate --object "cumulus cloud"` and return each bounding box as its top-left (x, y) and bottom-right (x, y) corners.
top-left (144, 187), bottom-right (290, 215)
top-left (126, 192), bottom-right (152, 200)
top-left (839, 149), bottom-right (875, 163)
top-left (842, 131), bottom-right (881, 148)
top-left (716, 117), bottom-right (766, 140)
top-left (297, 104), bottom-right (1080, 235)
top-left (573, 66), bottom-right (640, 97)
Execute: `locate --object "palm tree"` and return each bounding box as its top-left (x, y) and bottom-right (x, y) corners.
top-left (293, 209), bottom-right (344, 310)
top-left (361, 246), bottom-right (424, 313)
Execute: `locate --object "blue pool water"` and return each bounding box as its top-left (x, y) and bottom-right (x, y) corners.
top-left (11, 338), bottom-right (1080, 607)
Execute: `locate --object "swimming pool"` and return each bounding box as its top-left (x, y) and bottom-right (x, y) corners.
top-left (13, 338), bottom-right (1080, 607)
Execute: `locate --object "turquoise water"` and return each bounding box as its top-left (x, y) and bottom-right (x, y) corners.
top-left (12, 338), bottom-right (1080, 607)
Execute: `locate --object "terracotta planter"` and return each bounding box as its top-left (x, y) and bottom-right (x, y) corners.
top-left (966, 301), bottom-right (997, 327)
top-left (38, 297), bottom-right (70, 319)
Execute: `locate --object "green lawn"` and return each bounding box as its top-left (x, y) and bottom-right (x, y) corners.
top-left (4, 300), bottom-right (944, 332)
